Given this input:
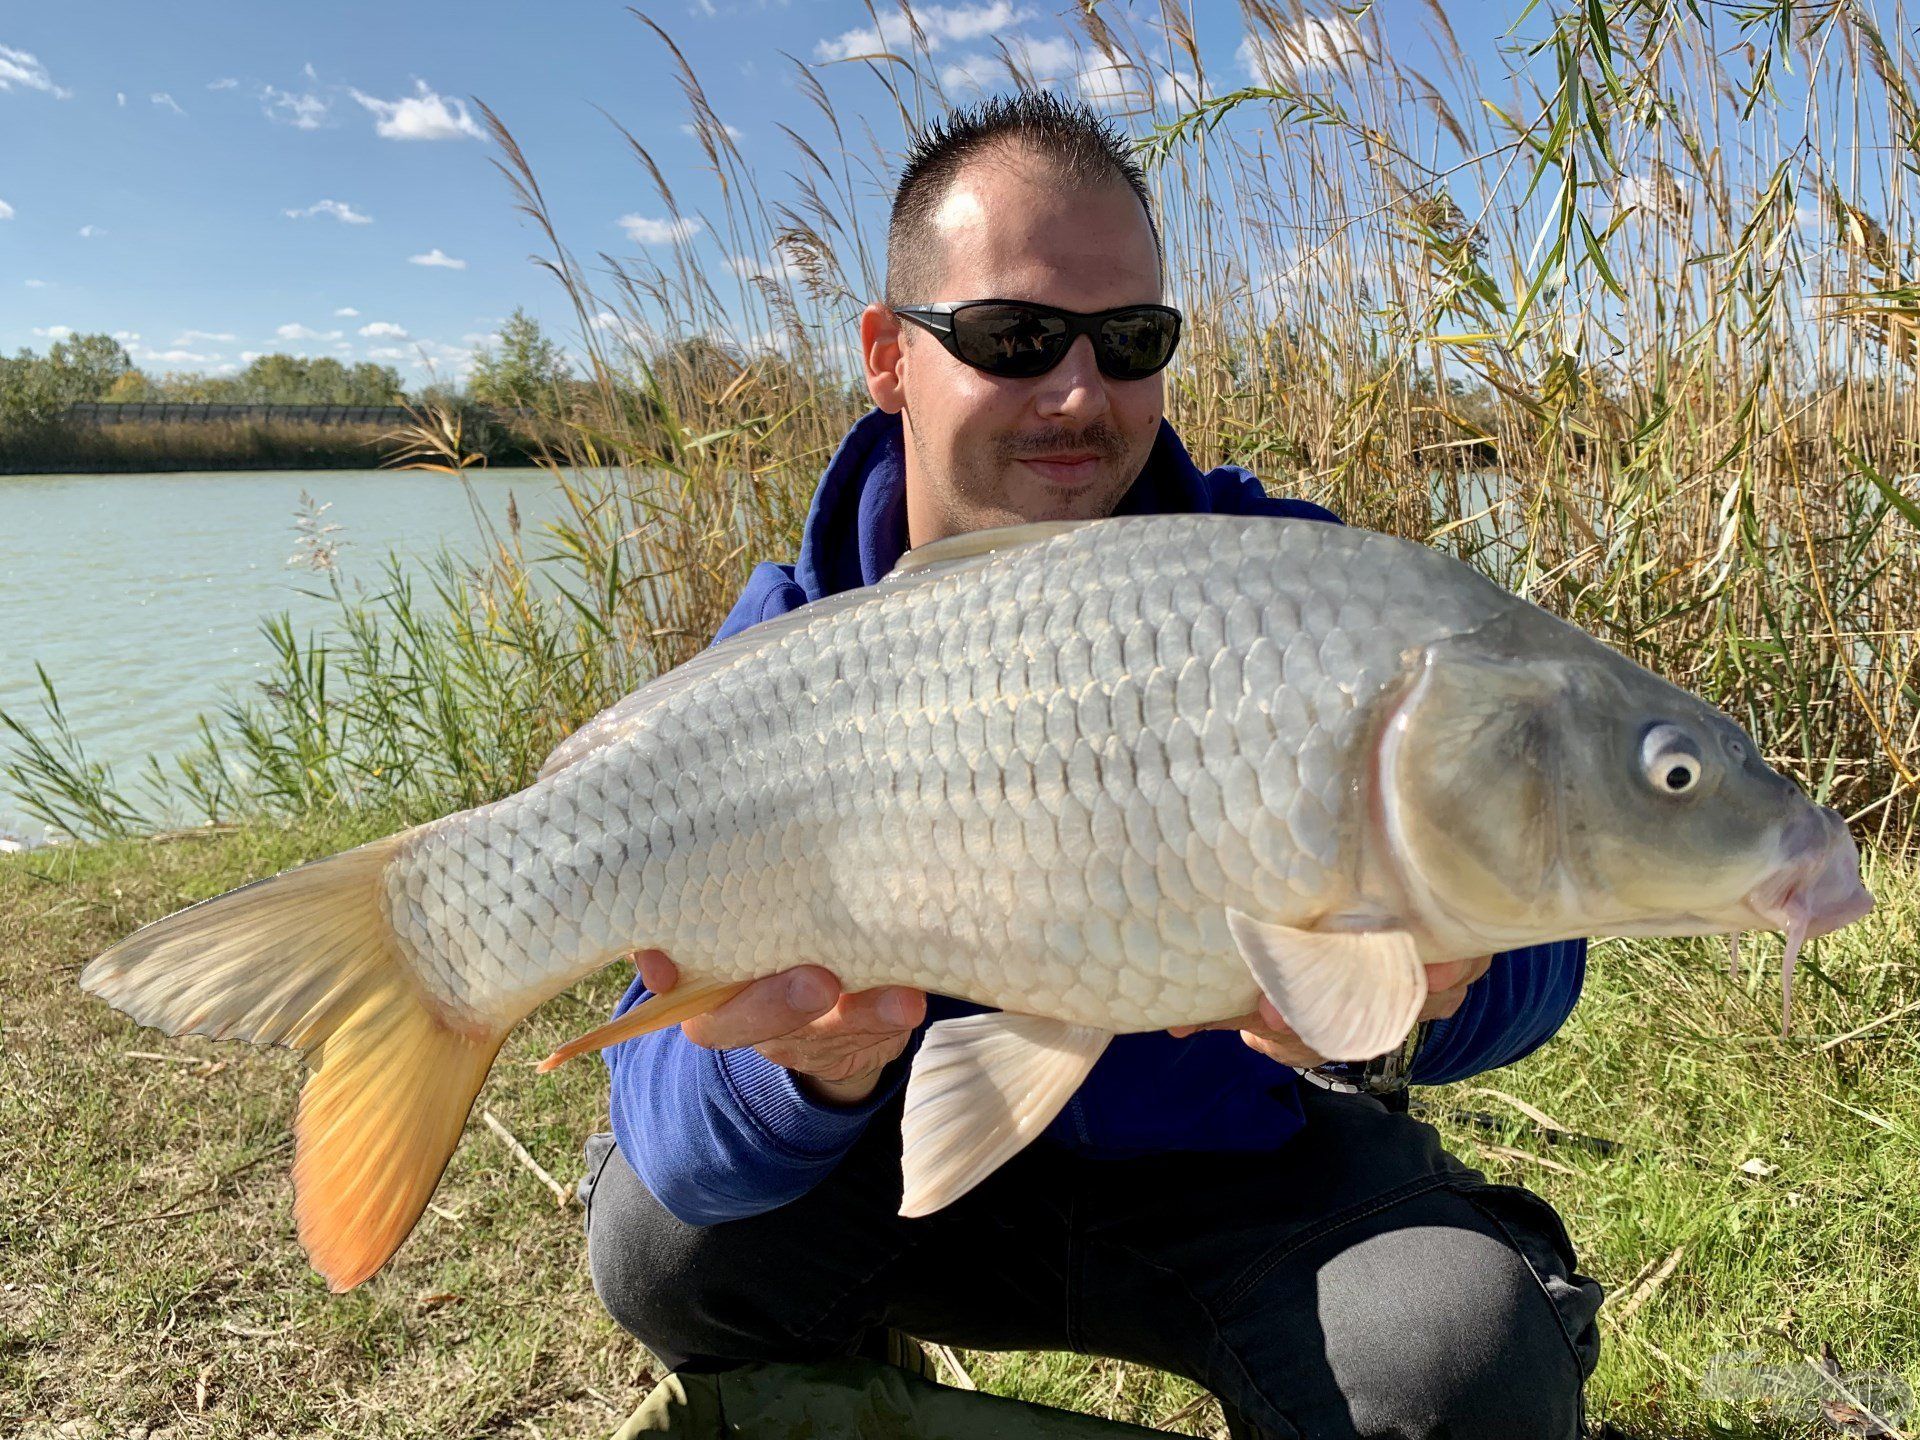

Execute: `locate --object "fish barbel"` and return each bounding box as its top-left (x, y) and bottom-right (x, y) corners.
top-left (81, 515), bottom-right (1873, 1290)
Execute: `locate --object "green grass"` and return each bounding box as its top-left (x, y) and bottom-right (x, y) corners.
top-left (5, 822), bottom-right (1916, 1437)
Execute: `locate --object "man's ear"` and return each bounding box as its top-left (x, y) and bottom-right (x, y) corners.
top-left (862, 302), bottom-right (906, 413)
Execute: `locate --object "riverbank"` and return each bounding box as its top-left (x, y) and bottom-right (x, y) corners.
top-left (5, 818), bottom-right (1915, 1436)
top-left (0, 419), bottom-right (553, 475)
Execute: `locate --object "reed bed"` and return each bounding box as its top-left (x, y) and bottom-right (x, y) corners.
top-left (0, 414), bottom-right (553, 475)
top-left (0, 419), bottom-right (397, 475)
top-left (9, 0), bottom-right (1917, 846)
top-left (6, 5), bottom-right (1920, 1433)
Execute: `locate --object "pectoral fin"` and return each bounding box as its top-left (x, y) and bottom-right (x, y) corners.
top-left (899, 1013), bottom-right (1110, 1218)
top-left (1226, 908), bottom-right (1426, 1062)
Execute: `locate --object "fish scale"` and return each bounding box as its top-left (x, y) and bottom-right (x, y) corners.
top-left (83, 511), bottom-right (1875, 1288)
top-left (378, 516), bottom-right (1500, 1034)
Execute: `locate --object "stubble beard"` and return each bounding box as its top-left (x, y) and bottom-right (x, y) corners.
top-left (925, 433), bottom-right (1136, 533)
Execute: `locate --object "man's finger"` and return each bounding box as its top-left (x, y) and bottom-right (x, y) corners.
top-left (835, 986), bottom-right (926, 1031)
top-left (680, 966), bottom-right (841, 1050)
top-left (634, 949), bottom-right (678, 993)
top-left (1424, 954), bottom-right (1492, 992)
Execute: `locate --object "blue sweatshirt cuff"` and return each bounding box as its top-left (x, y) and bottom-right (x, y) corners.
top-left (713, 1042), bottom-right (906, 1157)
top-left (1411, 938), bottom-right (1587, 1085)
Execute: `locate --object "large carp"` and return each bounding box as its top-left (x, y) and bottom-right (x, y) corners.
top-left (82, 515), bottom-right (1872, 1291)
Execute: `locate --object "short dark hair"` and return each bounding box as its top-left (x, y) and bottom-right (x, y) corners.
top-left (884, 90), bottom-right (1162, 309)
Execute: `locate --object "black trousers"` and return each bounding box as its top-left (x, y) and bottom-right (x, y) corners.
top-left (581, 1080), bottom-right (1604, 1440)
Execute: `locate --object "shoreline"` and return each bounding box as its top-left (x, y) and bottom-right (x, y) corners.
top-left (0, 417), bottom-right (558, 475)
top-left (0, 459), bottom-right (555, 477)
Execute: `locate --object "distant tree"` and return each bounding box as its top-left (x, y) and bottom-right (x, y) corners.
top-left (221, 354), bottom-right (405, 405)
top-left (46, 333), bottom-right (133, 403)
top-left (51, 334), bottom-right (131, 397)
top-left (344, 362), bottom-right (404, 406)
top-left (0, 334), bottom-right (133, 426)
top-left (468, 307), bottom-right (572, 411)
top-left (104, 370), bottom-right (155, 402)
top-left (0, 350), bottom-right (63, 426)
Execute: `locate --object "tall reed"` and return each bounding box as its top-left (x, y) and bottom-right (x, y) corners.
top-left (5, 0), bottom-right (1916, 848)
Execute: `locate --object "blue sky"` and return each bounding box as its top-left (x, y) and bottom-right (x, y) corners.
top-left (0, 0), bottom-right (1774, 388)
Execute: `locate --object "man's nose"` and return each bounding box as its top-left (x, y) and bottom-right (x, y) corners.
top-left (1033, 334), bottom-right (1110, 421)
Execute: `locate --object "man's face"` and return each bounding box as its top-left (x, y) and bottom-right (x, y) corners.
top-left (865, 148), bottom-right (1167, 545)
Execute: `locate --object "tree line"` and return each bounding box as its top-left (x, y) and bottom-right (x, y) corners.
top-left (0, 308), bottom-right (576, 431)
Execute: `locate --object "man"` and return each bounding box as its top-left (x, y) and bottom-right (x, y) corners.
top-left (581, 92), bottom-right (1603, 1439)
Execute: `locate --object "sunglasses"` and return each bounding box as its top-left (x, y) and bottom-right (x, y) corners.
top-left (891, 300), bottom-right (1183, 381)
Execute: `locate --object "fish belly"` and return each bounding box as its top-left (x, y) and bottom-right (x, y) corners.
top-left (381, 516), bottom-right (1504, 1033)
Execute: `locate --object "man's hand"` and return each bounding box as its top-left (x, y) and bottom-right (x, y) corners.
top-left (1168, 954), bottom-right (1494, 1067)
top-left (632, 950), bottom-right (926, 1107)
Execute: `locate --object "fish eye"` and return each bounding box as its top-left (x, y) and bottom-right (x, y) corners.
top-left (1641, 724), bottom-right (1703, 796)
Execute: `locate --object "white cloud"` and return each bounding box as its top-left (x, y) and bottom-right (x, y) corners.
top-left (32, 325), bottom-right (73, 339)
top-left (77, 224), bottom-right (102, 238)
top-left (619, 213), bottom-right (702, 245)
top-left (0, 45), bottom-right (71, 99)
top-left (1156, 68), bottom-right (1209, 108)
top-left (409, 248), bottom-right (467, 269)
top-left (333, 306), bottom-right (361, 317)
top-left (25, 278), bottom-right (48, 288)
top-left (116, 92), bottom-right (126, 107)
top-left (726, 251), bottom-right (803, 283)
top-left (139, 348), bottom-right (222, 365)
top-left (817, 1), bottom-right (1029, 61)
top-left (173, 329), bottom-right (236, 344)
top-left (151, 92), bottom-right (185, 115)
top-left (939, 35), bottom-right (1078, 93)
top-left (1239, 16), bottom-right (1377, 87)
top-left (461, 330), bottom-right (501, 346)
top-left (350, 80), bottom-right (485, 141)
top-left (262, 85), bottom-right (329, 130)
top-left (680, 120), bottom-right (743, 142)
top-left (1074, 61), bottom-right (1139, 110)
top-left (0, 199), bottom-right (12, 221)
top-left (590, 310), bottom-right (654, 347)
top-left (359, 321), bottom-right (408, 338)
top-left (284, 198), bottom-right (373, 225)
top-left (365, 346), bottom-right (411, 361)
top-left (405, 337), bottom-right (480, 377)
top-left (240, 350), bottom-right (265, 363)
top-left (207, 77), bottom-right (238, 91)
top-left (112, 330), bottom-right (141, 342)
top-left (303, 62), bottom-right (319, 82)
top-left (276, 323), bottom-right (342, 341)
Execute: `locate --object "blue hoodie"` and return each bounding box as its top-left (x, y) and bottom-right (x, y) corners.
top-left (604, 407), bottom-right (1587, 1226)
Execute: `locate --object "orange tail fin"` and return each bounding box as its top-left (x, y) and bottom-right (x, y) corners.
top-left (79, 835), bottom-right (507, 1291)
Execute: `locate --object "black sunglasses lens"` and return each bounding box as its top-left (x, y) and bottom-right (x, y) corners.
top-left (1098, 309), bottom-right (1179, 379)
top-left (950, 305), bottom-right (1070, 376)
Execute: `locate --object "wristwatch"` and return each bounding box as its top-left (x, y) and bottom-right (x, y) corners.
top-left (1301, 1021), bottom-right (1431, 1097)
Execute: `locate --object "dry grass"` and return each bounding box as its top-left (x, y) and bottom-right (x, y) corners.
top-left (12, 2), bottom-right (1918, 849)
top-left (0, 818), bottom-right (654, 1437)
top-left (0, 421), bottom-right (399, 475)
top-left (488, 0), bottom-right (1920, 837)
top-left (10, 823), bottom-right (1920, 1438)
top-left (8, 4), bottom-right (1920, 1436)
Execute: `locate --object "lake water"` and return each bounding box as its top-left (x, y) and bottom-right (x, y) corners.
top-left (0, 468), bottom-right (568, 844)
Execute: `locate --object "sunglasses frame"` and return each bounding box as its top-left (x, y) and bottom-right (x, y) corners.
top-left (891, 299), bottom-right (1184, 381)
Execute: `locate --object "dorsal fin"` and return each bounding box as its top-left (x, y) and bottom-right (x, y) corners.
top-left (886, 519), bottom-right (1097, 579)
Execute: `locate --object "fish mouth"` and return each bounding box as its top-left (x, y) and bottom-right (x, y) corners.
top-left (1741, 804), bottom-right (1875, 1033)
top-left (1745, 804), bottom-right (1875, 939)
